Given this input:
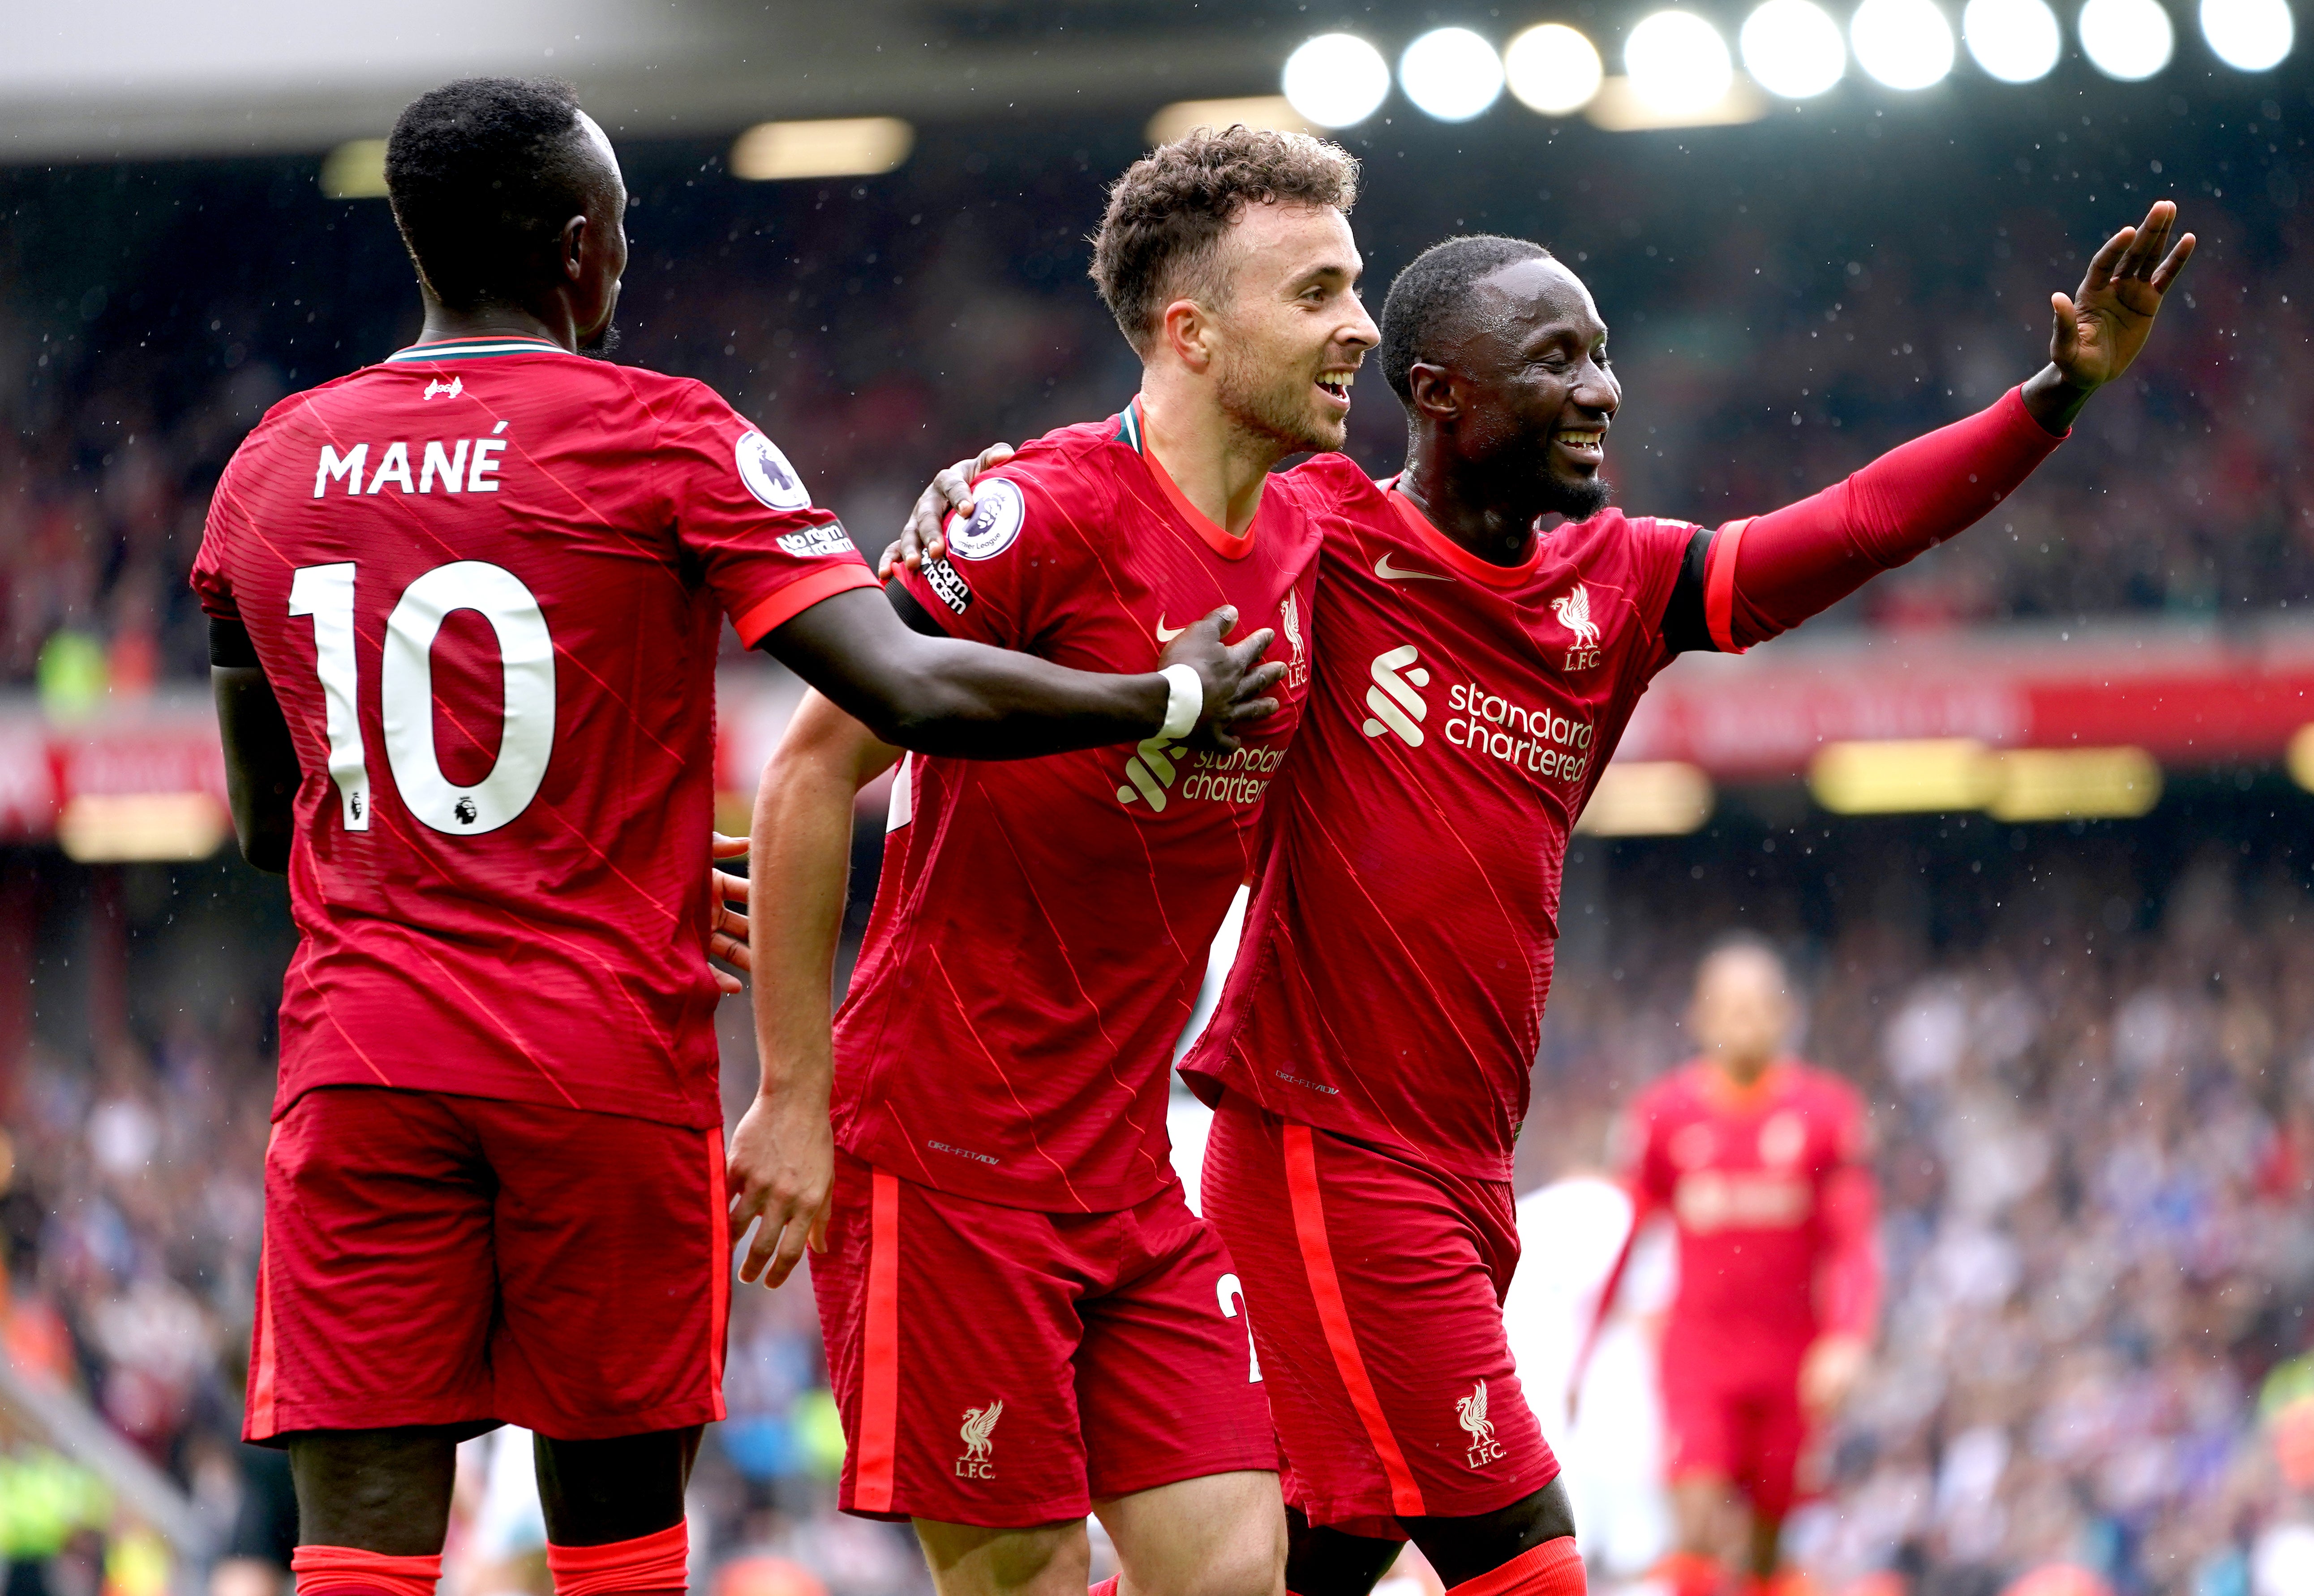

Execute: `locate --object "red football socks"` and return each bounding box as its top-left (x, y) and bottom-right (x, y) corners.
top-left (1448, 1537), bottom-right (1588, 1596)
top-left (290, 1546), bottom-right (442, 1596)
top-left (545, 1523), bottom-right (689, 1596)
top-left (1088, 1580), bottom-right (1120, 1596)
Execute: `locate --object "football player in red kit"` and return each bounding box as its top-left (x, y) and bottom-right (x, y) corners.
top-left (1582, 943), bottom-right (1879, 1596)
top-left (193, 78), bottom-right (1274, 1596)
top-left (898, 204), bottom-right (2192, 1596)
top-left (739, 130), bottom-right (1408, 1595)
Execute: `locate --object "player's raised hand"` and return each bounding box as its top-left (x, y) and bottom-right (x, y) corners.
top-left (1160, 606), bottom-right (1286, 752)
top-left (880, 441), bottom-right (1017, 577)
top-left (2049, 200), bottom-right (2195, 391)
top-left (727, 1087), bottom-right (833, 1290)
top-left (707, 832), bottom-right (751, 994)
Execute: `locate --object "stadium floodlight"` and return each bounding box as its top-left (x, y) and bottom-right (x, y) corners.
top-left (319, 140), bottom-right (390, 200)
top-left (1740, 0), bottom-right (1849, 96)
top-left (1282, 33), bottom-right (1394, 127)
top-left (1505, 23), bottom-right (1607, 113)
top-left (2079, 0), bottom-right (2177, 75)
top-left (2201, 0), bottom-right (2293, 67)
top-left (730, 118), bottom-right (914, 181)
top-left (1810, 739), bottom-right (1995, 813)
top-left (1851, 0), bottom-right (1959, 86)
top-left (57, 794), bottom-right (228, 863)
top-left (1400, 27), bottom-right (1508, 120)
top-left (1962, 0), bottom-right (2065, 80)
top-left (2290, 724), bottom-right (2314, 792)
top-left (1626, 12), bottom-right (1737, 114)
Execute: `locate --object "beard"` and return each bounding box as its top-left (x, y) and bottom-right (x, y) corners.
top-left (1536, 469), bottom-right (1614, 522)
top-left (579, 319), bottom-right (623, 360)
top-left (1213, 338), bottom-right (1342, 455)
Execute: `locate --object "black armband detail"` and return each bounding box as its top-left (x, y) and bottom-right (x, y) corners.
top-left (208, 615), bottom-right (260, 668)
top-left (885, 575), bottom-right (955, 638)
top-left (1659, 528), bottom-right (1718, 655)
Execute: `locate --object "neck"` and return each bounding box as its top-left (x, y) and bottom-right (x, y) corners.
top-left (1714, 1054), bottom-right (1776, 1089)
top-left (1396, 432), bottom-right (1538, 567)
top-left (1138, 368), bottom-right (1284, 537)
top-left (417, 293), bottom-right (575, 354)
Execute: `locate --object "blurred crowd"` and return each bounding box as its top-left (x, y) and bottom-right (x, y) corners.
top-left (4, 100), bottom-right (2310, 706)
top-left (4, 815), bottom-right (2312, 1596)
top-left (1533, 827), bottom-right (2314, 1596)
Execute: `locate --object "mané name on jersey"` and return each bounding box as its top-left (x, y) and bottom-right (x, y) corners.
top-left (190, 334), bottom-right (877, 1129)
top-left (834, 399), bottom-right (1341, 1213)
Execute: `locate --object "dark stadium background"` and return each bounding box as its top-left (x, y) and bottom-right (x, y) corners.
top-left (3, 24), bottom-right (2312, 1596)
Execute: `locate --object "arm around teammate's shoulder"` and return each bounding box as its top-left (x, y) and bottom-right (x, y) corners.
top-left (762, 586), bottom-right (1283, 761)
top-left (731, 689), bottom-right (902, 1289)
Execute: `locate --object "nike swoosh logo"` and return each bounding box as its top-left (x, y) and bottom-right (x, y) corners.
top-left (1155, 617), bottom-right (1188, 642)
top-left (1375, 553), bottom-right (1452, 582)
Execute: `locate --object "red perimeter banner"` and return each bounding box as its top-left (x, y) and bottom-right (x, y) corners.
top-left (5, 622), bottom-right (2312, 842)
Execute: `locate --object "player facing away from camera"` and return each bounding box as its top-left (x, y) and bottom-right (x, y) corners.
top-left (736, 129), bottom-right (1404, 1596)
top-left (1579, 943), bottom-right (1880, 1596)
top-left (192, 77), bottom-right (1275, 1596)
top-left (899, 201), bottom-right (2192, 1596)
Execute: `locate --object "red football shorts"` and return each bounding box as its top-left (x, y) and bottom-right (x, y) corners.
top-left (246, 1085), bottom-right (730, 1443)
top-left (1659, 1339), bottom-right (1814, 1518)
top-left (1200, 1091), bottom-right (1558, 1539)
top-left (811, 1148), bottom-right (1275, 1528)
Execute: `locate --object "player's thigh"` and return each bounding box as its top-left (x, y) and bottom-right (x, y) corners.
top-left (1732, 1386), bottom-right (1810, 1521)
top-left (1074, 1186), bottom-right (1276, 1505)
top-left (812, 1151), bottom-right (1096, 1528)
top-left (1095, 1470), bottom-right (1286, 1596)
top-left (477, 1103), bottom-right (729, 1443)
top-left (912, 1517), bottom-right (1090, 1596)
top-left (1203, 1097), bottom-right (1552, 1525)
top-left (252, 1087), bottom-right (495, 1441)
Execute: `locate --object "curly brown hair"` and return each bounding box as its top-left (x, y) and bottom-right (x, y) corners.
top-left (1090, 126), bottom-right (1360, 356)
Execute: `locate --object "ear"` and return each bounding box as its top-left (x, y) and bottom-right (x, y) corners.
top-left (1158, 297), bottom-right (1215, 372)
top-left (1405, 360), bottom-right (1460, 425)
top-left (558, 213), bottom-right (589, 285)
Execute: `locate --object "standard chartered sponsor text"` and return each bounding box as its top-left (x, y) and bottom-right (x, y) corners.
top-left (1177, 742), bottom-right (1286, 805)
top-left (1444, 680), bottom-right (1594, 782)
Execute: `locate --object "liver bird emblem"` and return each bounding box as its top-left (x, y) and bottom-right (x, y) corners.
top-left (960, 1400), bottom-right (1004, 1463)
top-left (1456, 1380), bottom-right (1494, 1444)
top-left (1550, 584), bottom-right (1601, 651)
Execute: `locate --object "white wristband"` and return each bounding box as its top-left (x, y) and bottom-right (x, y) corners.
top-left (1158, 663), bottom-right (1202, 742)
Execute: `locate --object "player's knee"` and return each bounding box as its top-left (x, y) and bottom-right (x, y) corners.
top-left (914, 1519), bottom-right (1080, 1593)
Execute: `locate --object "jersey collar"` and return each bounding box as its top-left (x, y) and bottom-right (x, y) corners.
top-left (1116, 396), bottom-right (1258, 562)
top-left (1692, 1058), bottom-right (1797, 1109)
top-left (384, 335), bottom-right (572, 363)
top-left (1383, 481), bottom-right (1544, 591)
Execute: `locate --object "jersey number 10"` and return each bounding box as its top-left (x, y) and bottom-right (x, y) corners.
top-left (288, 560), bottom-right (556, 837)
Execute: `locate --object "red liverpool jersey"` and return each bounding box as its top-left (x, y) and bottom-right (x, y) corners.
top-left (834, 399), bottom-right (1347, 1213)
top-left (191, 334), bottom-right (878, 1129)
top-left (1181, 487), bottom-right (1693, 1179)
top-left (1624, 1062), bottom-right (1877, 1367)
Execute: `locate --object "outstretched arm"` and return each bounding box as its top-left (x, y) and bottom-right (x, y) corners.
top-left (1800, 1160), bottom-right (1882, 1416)
top-left (728, 690), bottom-right (903, 1289)
top-left (1665, 201), bottom-right (2194, 654)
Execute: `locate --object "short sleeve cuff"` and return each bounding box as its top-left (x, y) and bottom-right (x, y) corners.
top-left (731, 562), bottom-right (880, 648)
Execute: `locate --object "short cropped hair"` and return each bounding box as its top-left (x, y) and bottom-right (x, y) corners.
top-left (1091, 126), bottom-right (1360, 356)
top-left (385, 77), bottom-right (599, 312)
top-left (1379, 234), bottom-right (1553, 402)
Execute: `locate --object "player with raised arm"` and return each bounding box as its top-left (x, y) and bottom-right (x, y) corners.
top-left (193, 78), bottom-right (1275, 1596)
top-left (1578, 942), bottom-right (1880, 1596)
top-left (896, 204), bottom-right (2191, 1596)
top-left (736, 129), bottom-right (1406, 1596)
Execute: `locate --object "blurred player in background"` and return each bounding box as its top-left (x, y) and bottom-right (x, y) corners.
top-left (898, 197), bottom-right (2192, 1596)
top-left (193, 76), bottom-right (1271, 1596)
top-left (1578, 942), bottom-right (1880, 1596)
top-left (741, 128), bottom-right (1403, 1596)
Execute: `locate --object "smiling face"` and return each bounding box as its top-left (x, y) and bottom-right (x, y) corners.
top-left (1424, 254), bottom-right (1621, 519)
top-left (1201, 201), bottom-right (1379, 454)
